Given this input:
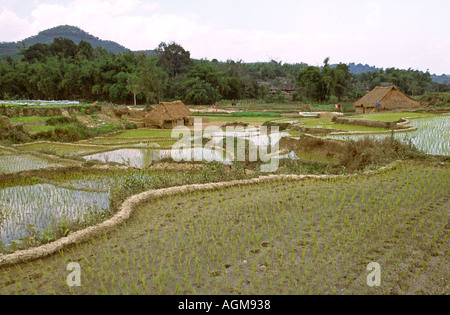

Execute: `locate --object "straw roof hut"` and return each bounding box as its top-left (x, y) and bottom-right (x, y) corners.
top-left (144, 101), bottom-right (193, 129)
top-left (354, 86), bottom-right (421, 114)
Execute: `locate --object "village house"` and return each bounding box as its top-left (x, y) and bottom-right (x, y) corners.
top-left (144, 101), bottom-right (193, 129)
top-left (354, 86), bottom-right (421, 114)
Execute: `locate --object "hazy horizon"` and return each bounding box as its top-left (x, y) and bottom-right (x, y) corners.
top-left (1, 0), bottom-right (449, 75)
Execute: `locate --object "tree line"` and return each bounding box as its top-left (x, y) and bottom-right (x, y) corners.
top-left (0, 38), bottom-right (442, 105)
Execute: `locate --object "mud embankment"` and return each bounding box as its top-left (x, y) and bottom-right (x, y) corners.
top-left (332, 117), bottom-right (409, 130)
top-left (279, 135), bottom-right (349, 160)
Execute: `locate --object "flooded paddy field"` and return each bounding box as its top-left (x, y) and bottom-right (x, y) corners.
top-left (328, 115), bottom-right (450, 156)
top-left (0, 152), bottom-right (76, 174)
top-left (0, 183), bottom-right (109, 248)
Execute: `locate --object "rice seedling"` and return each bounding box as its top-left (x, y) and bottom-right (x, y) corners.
top-left (0, 111), bottom-right (448, 296)
top-left (82, 148), bottom-right (233, 168)
top-left (330, 115), bottom-right (449, 155)
top-left (0, 153), bottom-right (74, 174)
top-left (0, 161), bottom-right (441, 295)
top-left (0, 182), bottom-right (110, 250)
top-left (14, 143), bottom-right (107, 158)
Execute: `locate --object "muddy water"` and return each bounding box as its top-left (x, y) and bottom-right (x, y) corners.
top-left (83, 148), bottom-right (234, 168)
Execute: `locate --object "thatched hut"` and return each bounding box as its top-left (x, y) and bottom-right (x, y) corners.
top-left (144, 101), bottom-right (193, 129)
top-left (354, 86), bottom-right (421, 114)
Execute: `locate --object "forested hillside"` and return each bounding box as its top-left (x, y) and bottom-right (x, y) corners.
top-left (0, 25), bottom-right (138, 58)
top-left (0, 34), bottom-right (448, 104)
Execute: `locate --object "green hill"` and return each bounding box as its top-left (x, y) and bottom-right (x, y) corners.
top-left (0, 25), bottom-right (156, 58)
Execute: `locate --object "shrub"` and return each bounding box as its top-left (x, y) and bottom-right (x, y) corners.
top-left (125, 122), bottom-right (138, 130)
top-left (46, 117), bottom-right (74, 126)
top-left (339, 135), bottom-right (426, 172)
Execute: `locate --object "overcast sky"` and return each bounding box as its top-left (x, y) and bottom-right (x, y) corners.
top-left (1, 0), bottom-right (449, 74)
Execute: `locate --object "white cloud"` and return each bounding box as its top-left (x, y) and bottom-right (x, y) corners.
top-left (1, 0), bottom-right (449, 74)
top-left (24, 0), bottom-right (194, 50)
top-left (0, 8), bottom-right (31, 41)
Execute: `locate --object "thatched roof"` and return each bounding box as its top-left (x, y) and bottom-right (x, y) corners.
top-left (354, 86), bottom-right (421, 110)
top-left (145, 101), bottom-right (192, 125)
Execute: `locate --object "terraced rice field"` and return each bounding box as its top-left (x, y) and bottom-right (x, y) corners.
top-left (83, 148), bottom-right (233, 168)
top-left (329, 115), bottom-right (450, 155)
top-left (0, 153), bottom-right (75, 174)
top-left (297, 118), bottom-right (389, 132)
top-left (14, 143), bottom-right (107, 157)
top-left (0, 110), bottom-right (448, 296)
top-left (0, 183), bottom-right (109, 248)
top-left (0, 162), bottom-right (448, 295)
top-left (355, 113), bottom-right (435, 122)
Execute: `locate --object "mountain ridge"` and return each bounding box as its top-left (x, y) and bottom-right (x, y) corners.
top-left (0, 25), bottom-right (156, 57)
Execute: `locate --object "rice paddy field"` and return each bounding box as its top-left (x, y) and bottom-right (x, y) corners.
top-left (354, 112), bottom-right (435, 122)
top-left (294, 118), bottom-right (390, 132)
top-left (0, 109), bottom-right (449, 296)
top-left (329, 115), bottom-right (450, 156)
top-left (14, 143), bottom-right (107, 157)
top-left (0, 184), bottom-right (110, 247)
top-left (82, 148), bottom-right (233, 168)
top-left (0, 152), bottom-right (76, 174)
top-left (0, 162), bottom-right (448, 295)
top-left (0, 100), bottom-right (80, 106)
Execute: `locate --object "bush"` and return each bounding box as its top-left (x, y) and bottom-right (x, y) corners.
top-left (33, 121), bottom-right (121, 142)
top-left (125, 122), bottom-right (138, 130)
top-left (339, 135), bottom-right (426, 172)
top-left (329, 95), bottom-right (338, 103)
top-left (264, 92), bottom-right (288, 104)
top-left (53, 124), bottom-right (85, 142)
top-left (46, 116), bottom-right (74, 126)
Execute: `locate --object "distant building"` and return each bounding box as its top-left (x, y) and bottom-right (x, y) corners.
top-left (279, 83), bottom-right (296, 96)
top-left (258, 81), bottom-right (296, 96)
top-left (354, 86), bottom-right (421, 114)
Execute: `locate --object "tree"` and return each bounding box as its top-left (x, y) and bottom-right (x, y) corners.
top-left (22, 43), bottom-right (50, 63)
top-left (224, 76), bottom-right (241, 100)
top-left (184, 78), bottom-right (221, 105)
top-left (297, 66), bottom-right (329, 102)
top-left (77, 40), bottom-right (94, 60)
top-left (138, 55), bottom-right (168, 104)
top-left (183, 64), bottom-right (227, 104)
top-left (156, 42), bottom-right (191, 78)
top-left (109, 72), bottom-right (131, 102)
top-left (50, 37), bottom-right (78, 59)
top-left (334, 63), bottom-right (352, 101)
top-left (127, 73), bottom-right (140, 105)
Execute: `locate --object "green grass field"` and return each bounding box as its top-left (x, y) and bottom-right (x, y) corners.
top-left (353, 113), bottom-right (434, 122)
top-left (197, 116), bottom-right (276, 123)
top-left (9, 116), bottom-right (59, 124)
top-left (296, 118), bottom-right (388, 132)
